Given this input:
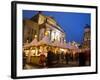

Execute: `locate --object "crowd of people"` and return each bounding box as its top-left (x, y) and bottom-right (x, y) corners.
top-left (23, 48), bottom-right (90, 68)
top-left (39, 48), bottom-right (90, 68)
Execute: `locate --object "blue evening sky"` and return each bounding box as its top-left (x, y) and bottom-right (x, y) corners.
top-left (23, 10), bottom-right (91, 44)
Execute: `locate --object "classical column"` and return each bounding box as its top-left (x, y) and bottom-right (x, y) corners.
top-left (50, 29), bottom-right (52, 41)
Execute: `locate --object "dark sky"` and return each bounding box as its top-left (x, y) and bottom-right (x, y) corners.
top-left (23, 10), bottom-right (91, 44)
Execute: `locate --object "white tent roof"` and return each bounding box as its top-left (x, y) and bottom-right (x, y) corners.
top-left (62, 42), bottom-right (67, 49)
top-left (52, 40), bottom-right (66, 48)
top-left (38, 36), bottom-right (52, 45)
top-left (23, 43), bottom-right (30, 48)
top-left (66, 43), bottom-right (72, 49)
top-left (24, 38), bottom-right (39, 48)
top-left (52, 40), bottom-right (59, 47)
top-left (30, 38), bottom-right (39, 46)
top-left (66, 43), bottom-right (79, 52)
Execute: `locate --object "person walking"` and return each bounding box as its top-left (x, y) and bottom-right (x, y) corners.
top-left (79, 49), bottom-right (86, 66)
top-left (39, 53), bottom-right (46, 67)
top-left (65, 52), bottom-right (69, 64)
top-left (46, 50), bottom-right (53, 67)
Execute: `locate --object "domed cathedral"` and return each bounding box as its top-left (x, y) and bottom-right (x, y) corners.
top-left (82, 24), bottom-right (91, 48)
top-left (23, 11), bottom-right (66, 45)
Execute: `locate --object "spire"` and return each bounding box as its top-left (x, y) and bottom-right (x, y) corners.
top-left (85, 24), bottom-right (90, 29)
top-left (38, 11), bottom-right (42, 14)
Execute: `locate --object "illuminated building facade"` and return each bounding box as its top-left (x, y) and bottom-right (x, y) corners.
top-left (23, 12), bottom-right (66, 45)
top-left (82, 25), bottom-right (91, 48)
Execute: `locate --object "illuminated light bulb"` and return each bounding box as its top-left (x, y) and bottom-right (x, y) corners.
top-left (45, 31), bottom-right (48, 36)
top-left (35, 35), bottom-right (37, 38)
